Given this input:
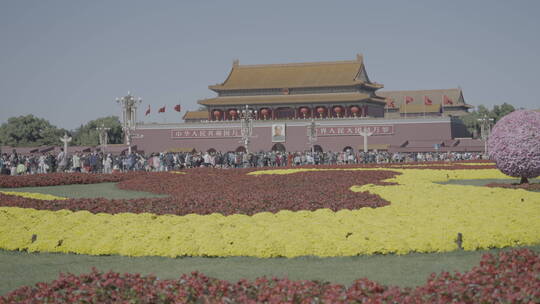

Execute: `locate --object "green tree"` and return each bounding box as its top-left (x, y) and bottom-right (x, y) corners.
top-left (72, 116), bottom-right (123, 146)
top-left (0, 115), bottom-right (66, 147)
top-left (459, 103), bottom-right (516, 138)
top-left (492, 103), bottom-right (515, 121)
top-left (459, 112), bottom-right (481, 137)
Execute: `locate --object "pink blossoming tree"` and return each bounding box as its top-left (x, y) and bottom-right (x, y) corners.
top-left (488, 110), bottom-right (540, 184)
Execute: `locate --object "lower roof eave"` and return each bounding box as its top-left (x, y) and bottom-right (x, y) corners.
top-left (199, 99), bottom-right (386, 108)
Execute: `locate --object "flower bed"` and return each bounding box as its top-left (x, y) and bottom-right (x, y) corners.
top-left (0, 169), bottom-right (395, 216)
top-left (0, 172), bottom-right (143, 188)
top-left (0, 191), bottom-right (67, 201)
top-left (0, 167), bottom-right (538, 258)
top-left (2, 249), bottom-right (538, 303)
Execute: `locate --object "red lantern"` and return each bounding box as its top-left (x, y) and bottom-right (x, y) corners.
top-left (317, 107), bottom-right (325, 118)
top-left (260, 109), bottom-right (269, 116)
top-left (300, 107), bottom-right (309, 118)
top-left (334, 107), bottom-right (342, 113)
top-left (350, 106), bottom-right (360, 116)
top-left (213, 110), bottom-right (221, 119)
top-left (229, 109), bottom-right (237, 116)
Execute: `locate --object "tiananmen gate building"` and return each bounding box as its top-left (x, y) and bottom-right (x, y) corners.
top-left (131, 54), bottom-right (484, 154)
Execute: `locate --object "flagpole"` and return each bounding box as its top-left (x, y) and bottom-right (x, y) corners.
top-left (161, 106), bottom-right (166, 124)
top-left (403, 98), bottom-right (406, 119)
top-left (424, 97), bottom-right (426, 118)
top-left (441, 96), bottom-right (444, 117)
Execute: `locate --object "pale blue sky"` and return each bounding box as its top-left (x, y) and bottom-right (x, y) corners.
top-left (1, 0), bottom-right (539, 129)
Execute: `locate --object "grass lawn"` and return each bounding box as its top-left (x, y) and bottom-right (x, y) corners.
top-left (438, 178), bottom-right (540, 191)
top-left (0, 182), bottom-right (167, 199)
top-left (1, 245), bottom-right (538, 295)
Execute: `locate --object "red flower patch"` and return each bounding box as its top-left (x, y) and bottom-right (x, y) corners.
top-left (0, 169), bottom-right (397, 216)
top-left (2, 248), bottom-right (538, 303)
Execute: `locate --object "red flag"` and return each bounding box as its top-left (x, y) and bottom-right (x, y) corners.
top-left (174, 104), bottom-right (181, 112)
top-left (424, 96), bottom-right (433, 106)
top-left (145, 105), bottom-right (150, 116)
top-left (386, 97), bottom-right (395, 108)
top-left (405, 96), bottom-right (414, 104)
top-left (158, 106), bottom-right (166, 113)
top-left (443, 95), bottom-right (453, 105)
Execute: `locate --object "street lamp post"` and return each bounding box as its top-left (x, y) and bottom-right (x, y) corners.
top-left (116, 92), bottom-right (142, 155)
top-left (359, 128), bottom-right (374, 153)
top-left (307, 118), bottom-right (318, 153)
top-left (238, 105), bottom-right (257, 154)
top-left (60, 133), bottom-right (72, 155)
top-left (477, 114), bottom-right (494, 156)
top-left (96, 123), bottom-right (110, 153)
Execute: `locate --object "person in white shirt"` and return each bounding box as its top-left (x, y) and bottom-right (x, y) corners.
top-left (38, 154), bottom-right (47, 174)
top-left (103, 154), bottom-right (112, 174)
top-left (72, 153), bottom-right (81, 172)
top-left (57, 149), bottom-right (68, 172)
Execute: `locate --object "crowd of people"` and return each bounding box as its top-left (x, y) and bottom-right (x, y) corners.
top-left (0, 149), bottom-right (486, 175)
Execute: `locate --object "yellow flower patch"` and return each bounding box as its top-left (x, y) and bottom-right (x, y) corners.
top-left (0, 168), bottom-right (538, 258)
top-left (0, 191), bottom-right (67, 201)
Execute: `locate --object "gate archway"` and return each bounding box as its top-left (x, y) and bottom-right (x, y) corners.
top-left (271, 143), bottom-right (286, 152)
top-left (343, 146), bottom-right (353, 152)
top-left (235, 146), bottom-right (246, 153)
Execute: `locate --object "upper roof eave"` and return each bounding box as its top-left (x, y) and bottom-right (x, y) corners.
top-left (208, 55), bottom-right (383, 91)
top-left (208, 81), bottom-right (371, 91)
top-left (198, 93), bottom-right (385, 106)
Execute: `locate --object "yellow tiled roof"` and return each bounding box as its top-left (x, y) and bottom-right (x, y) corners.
top-left (378, 88), bottom-right (472, 108)
top-left (182, 111), bottom-right (208, 120)
top-left (209, 55), bottom-right (382, 90)
top-left (198, 92), bottom-right (384, 106)
top-left (399, 104), bottom-right (441, 113)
